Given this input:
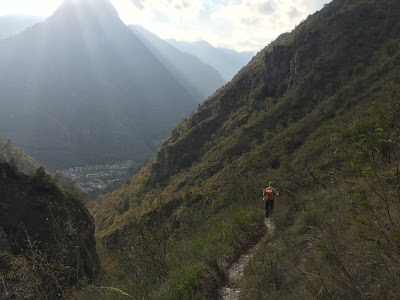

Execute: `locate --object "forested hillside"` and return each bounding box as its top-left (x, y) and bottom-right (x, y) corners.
top-left (83, 0), bottom-right (400, 298)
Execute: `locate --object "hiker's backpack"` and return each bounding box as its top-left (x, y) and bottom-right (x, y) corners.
top-left (265, 189), bottom-right (274, 200)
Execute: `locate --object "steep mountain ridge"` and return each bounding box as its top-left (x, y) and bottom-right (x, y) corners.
top-left (148, 0), bottom-right (400, 185)
top-left (90, 0), bottom-right (400, 240)
top-left (85, 0), bottom-right (400, 298)
top-left (0, 0), bottom-right (197, 169)
top-left (130, 25), bottom-right (225, 103)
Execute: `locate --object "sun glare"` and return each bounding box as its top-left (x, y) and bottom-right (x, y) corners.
top-left (0, 0), bottom-right (63, 17)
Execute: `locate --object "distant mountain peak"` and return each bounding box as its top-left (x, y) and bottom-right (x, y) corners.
top-left (50, 0), bottom-right (120, 23)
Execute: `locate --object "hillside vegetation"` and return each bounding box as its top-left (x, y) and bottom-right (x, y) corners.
top-left (0, 138), bottom-right (40, 173)
top-left (0, 162), bottom-right (100, 299)
top-left (86, 0), bottom-right (400, 298)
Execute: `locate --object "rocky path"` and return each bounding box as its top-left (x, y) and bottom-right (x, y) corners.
top-left (219, 218), bottom-right (275, 300)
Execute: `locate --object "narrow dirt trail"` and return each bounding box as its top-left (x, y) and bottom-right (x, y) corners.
top-left (219, 218), bottom-right (275, 300)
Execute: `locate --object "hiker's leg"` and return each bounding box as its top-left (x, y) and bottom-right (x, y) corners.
top-left (265, 201), bottom-right (270, 217)
top-left (270, 200), bottom-right (275, 215)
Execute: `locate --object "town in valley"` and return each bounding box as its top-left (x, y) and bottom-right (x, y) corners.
top-left (56, 160), bottom-right (136, 192)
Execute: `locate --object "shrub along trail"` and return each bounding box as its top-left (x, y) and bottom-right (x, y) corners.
top-left (219, 218), bottom-right (275, 300)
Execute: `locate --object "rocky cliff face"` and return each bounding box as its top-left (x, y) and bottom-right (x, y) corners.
top-left (148, 43), bottom-right (303, 185)
top-left (0, 162), bottom-right (100, 298)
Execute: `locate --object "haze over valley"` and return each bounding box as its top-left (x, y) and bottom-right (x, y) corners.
top-left (0, 1), bottom-right (256, 171)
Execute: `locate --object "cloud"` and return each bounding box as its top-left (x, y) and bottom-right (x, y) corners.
top-left (237, 40), bottom-right (259, 49)
top-left (3, 0), bottom-right (333, 52)
top-left (130, 0), bottom-right (145, 10)
top-left (258, 1), bottom-right (276, 15)
top-left (174, 0), bottom-right (190, 9)
top-left (289, 6), bottom-right (302, 19)
top-left (207, 0), bottom-right (333, 51)
top-left (127, 0), bottom-right (201, 15)
top-left (241, 17), bottom-right (263, 26)
top-left (0, 0), bottom-right (63, 17)
top-left (113, 0), bottom-right (333, 51)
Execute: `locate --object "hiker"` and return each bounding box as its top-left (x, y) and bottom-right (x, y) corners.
top-left (263, 182), bottom-right (278, 218)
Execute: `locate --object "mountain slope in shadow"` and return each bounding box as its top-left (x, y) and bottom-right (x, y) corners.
top-left (0, 0), bottom-right (197, 169)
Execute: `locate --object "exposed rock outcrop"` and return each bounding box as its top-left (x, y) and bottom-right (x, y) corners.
top-left (148, 44), bottom-right (305, 185)
top-left (0, 162), bottom-right (100, 298)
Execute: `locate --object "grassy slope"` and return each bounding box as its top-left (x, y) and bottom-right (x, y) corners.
top-left (85, 0), bottom-right (400, 298)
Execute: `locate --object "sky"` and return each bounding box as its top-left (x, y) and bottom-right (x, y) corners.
top-left (0, 0), bottom-right (332, 52)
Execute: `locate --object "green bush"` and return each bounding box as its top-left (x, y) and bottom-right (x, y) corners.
top-left (168, 263), bottom-right (217, 300)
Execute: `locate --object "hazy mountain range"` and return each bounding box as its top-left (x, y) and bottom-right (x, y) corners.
top-left (0, 14), bottom-right (253, 89)
top-left (0, 15), bottom-right (43, 39)
top-left (167, 39), bottom-right (255, 81)
top-left (0, 0), bottom-right (216, 169)
top-left (129, 25), bottom-right (225, 102)
top-left (0, 1), bottom-right (252, 169)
